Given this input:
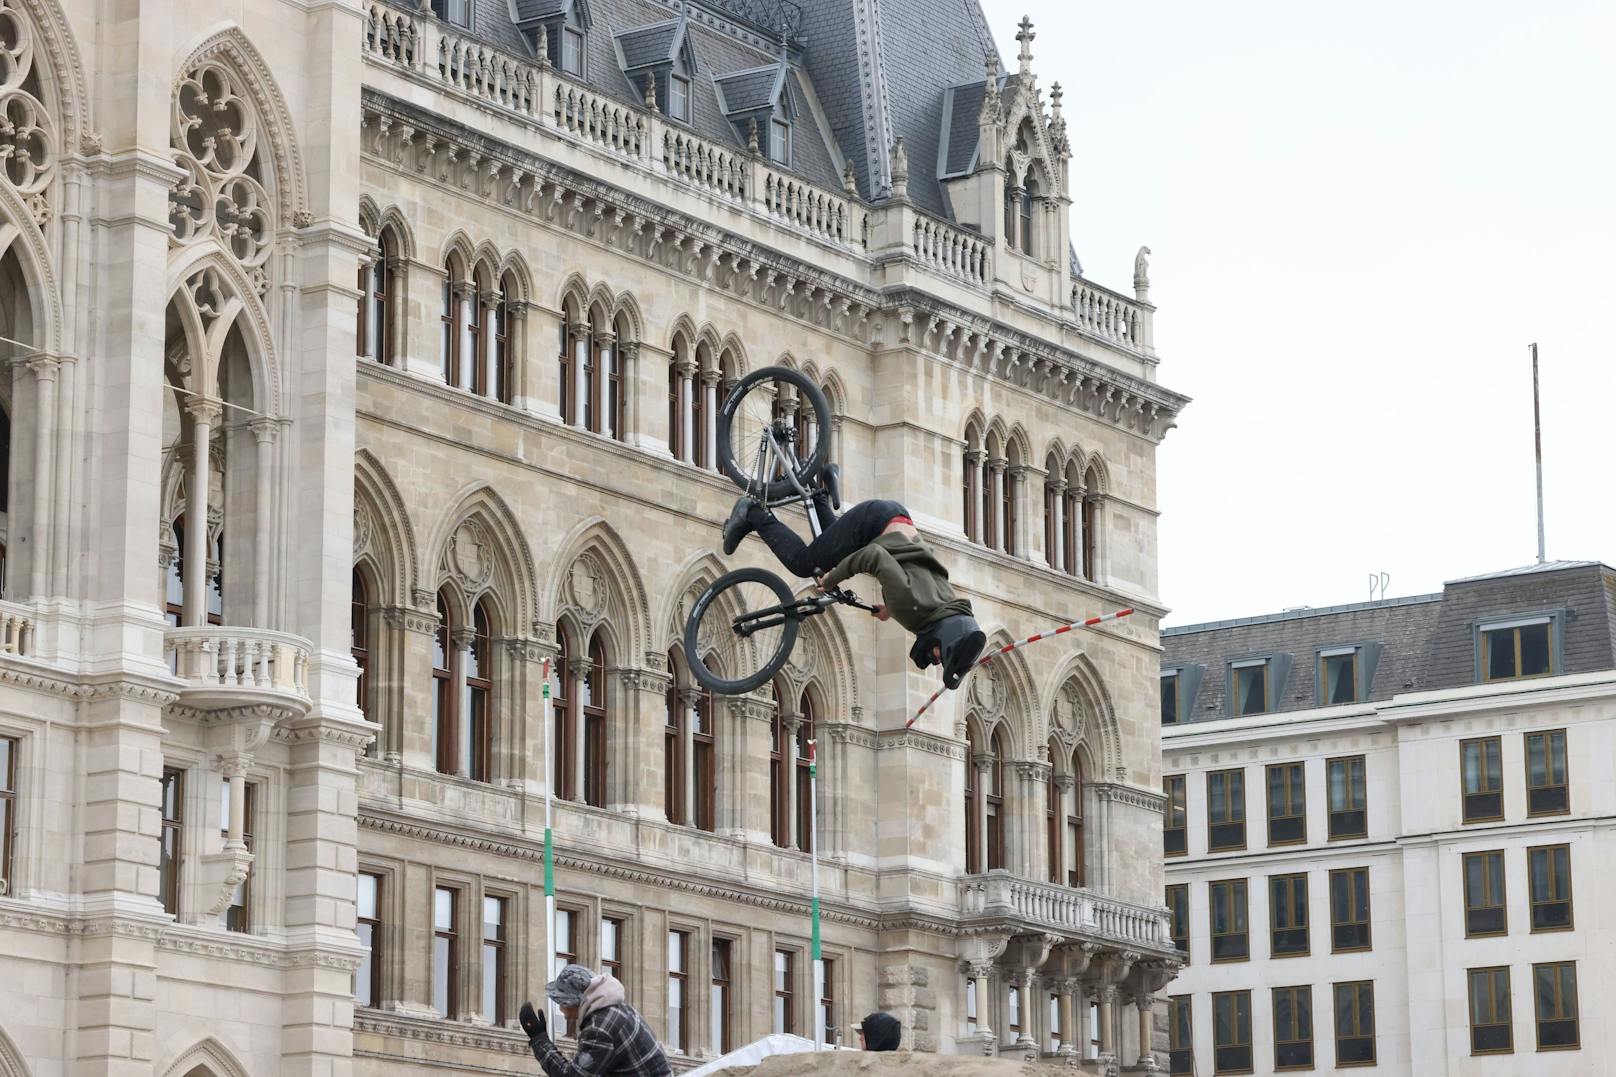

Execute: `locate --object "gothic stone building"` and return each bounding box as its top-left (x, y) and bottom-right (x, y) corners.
top-left (0, 0), bottom-right (1186, 1074)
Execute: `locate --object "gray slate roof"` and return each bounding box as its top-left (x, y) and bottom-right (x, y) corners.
top-left (714, 65), bottom-right (782, 114)
top-left (1163, 561), bottom-right (1616, 722)
top-left (617, 20), bottom-right (680, 69)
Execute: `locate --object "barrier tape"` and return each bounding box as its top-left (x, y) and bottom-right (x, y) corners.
top-left (903, 608), bottom-right (1135, 729)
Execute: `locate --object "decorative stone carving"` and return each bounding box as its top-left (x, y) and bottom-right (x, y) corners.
top-left (446, 519), bottom-right (492, 590)
top-left (169, 60), bottom-right (274, 270)
top-left (970, 661), bottom-right (1000, 716)
top-left (353, 502), bottom-right (373, 559)
top-left (0, 4), bottom-right (57, 202)
top-left (567, 553), bottom-right (605, 616)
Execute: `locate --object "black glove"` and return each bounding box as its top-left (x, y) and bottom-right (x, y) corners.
top-left (519, 1001), bottom-right (548, 1042)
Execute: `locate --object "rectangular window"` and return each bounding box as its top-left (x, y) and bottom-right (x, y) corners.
top-left (1532, 961), bottom-right (1578, 1050)
top-left (773, 949), bottom-right (795, 1035)
top-left (437, 0), bottom-right (471, 29)
top-left (1169, 995), bottom-right (1193, 1076)
top-left (1483, 619), bottom-right (1552, 682)
top-left (1332, 981), bottom-right (1376, 1066)
top-left (1462, 851), bottom-right (1507, 937)
top-left (818, 958), bottom-right (836, 1045)
top-left (1329, 867), bottom-right (1372, 952)
top-left (355, 872), bottom-right (382, 1008)
top-left (1164, 775), bottom-right (1188, 856)
top-left (1007, 984), bottom-right (1022, 1040)
top-left (769, 118), bottom-right (790, 164)
top-left (562, 28), bottom-right (584, 76)
top-left (482, 895), bottom-right (508, 1025)
top-left (220, 779), bottom-right (256, 933)
top-left (1272, 985), bottom-right (1314, 1070)
top-left (710, 939), bottom-right (733, 1055)
top-left (1327, 756), bottom-right (1367, 839)
top-left (1266, 762), bottom-right (1306, 845)
top-left (553, 908), bottom-right (575, 1037)
top-left (0, 736), bottom-right (15, 895)
top-left (159, 766), bottom-right (185, 916)
top-left (1525, 730), bottom-right (1569, 815)
top-left (1209, 879), bottom-right (1249, 962)
top-left (601, 916), bottom-right (624, 986)
top-left (1207, 769), bottom-right (1246, 851)
top-left (1166, 883), bottom-right (1189, 958)
top-left (1468, 967), bottom-right (1512, 1055)
top-left (1232, 659), bottom-right (1268, 716)
top-left (667, 930), bottom-right (689, 1053)
top-left (1528, 844), bottom-right (1573, 931)
top-left (1461, 737), bottom-right (1504, 822)
top-left (1321, 648), bottom-right (1358, 704)
top-left (1269, 873), bottom-right (1309, 957)
top-left (669, 75), bottom-right (690, 122)
top-left (965, 979), bottom-right (977, 1036)
top-left (1212, 990), bottom-right (1252, 1074)
top-left (1161, 672), bottom-right (1180, 725)
top-left (432, 886), bottom-right (460, 1018)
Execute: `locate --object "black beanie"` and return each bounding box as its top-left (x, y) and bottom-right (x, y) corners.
top-left (860, 1011), bottom-right (901, 1051)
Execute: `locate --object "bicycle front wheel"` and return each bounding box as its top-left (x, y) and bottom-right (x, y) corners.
top-left (716, 366), bottom-right (833, 500)
top-left (683, 567), bottom-right (801, 695)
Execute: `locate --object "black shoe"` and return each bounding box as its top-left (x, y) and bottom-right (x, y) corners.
top-left (722, 496), bottom-right (756, 556)
top-left (819, 463), bottom-right (842, 510)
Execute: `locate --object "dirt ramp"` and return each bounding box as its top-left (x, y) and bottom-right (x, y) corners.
top-left (723, 1051), bottom-right (1042, 1076)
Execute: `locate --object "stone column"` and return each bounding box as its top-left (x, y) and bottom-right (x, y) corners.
top-left (50, 352), bottom-right (77, 597)
top-left (1054, 775), bottom-right (1075, 885)
top-left (451, 624), bottom-right (475, 777)
top-left (1018, 762), bottom-right (1045, 880)
top-left (781, 713), bottom-right (803, 849)
top-left (972, 754), bottom-right (992, 871)
top-left (1007, 464), bottom-right (1027, 556)
top-left (182, 397), bottom-right (220, 625)
top-left (1057, 980), bottom-right (1077, 1056)
top-left (566, 654), bottom-right (591, 800)
top-left (677, 359), bottom-right (696, 462)
top-left (393, 598), bottom-right (441, 769)
top-left (701, 369), bottom-right (720, 469)
top-left (1132, 994), bottom-right (1155, 1067)
top-left (678, 688), bottom-right (701, 824)
top-left (1070, 482), bottom-right (1088, 578)
top-left (615, 658), bottom-right (672, 818)
top-left (24, 354), bottom-right (57, 600)
top-left (250, 418), bottom-right (279, 627)
top-left (989, 459), bottom-right (1007, 550)
top-left (497, 637), bottom-right (545, 789)
top-left (964, 449), bottom-right (985, 540)
top-left (618, 340), bottom-right (642, 446)
top-left (596, 331), bottom-right (617, 438)
top-left (223, 756), bottom-right (249, 850)
top-left (570, 322), bottom-right (590, 426)
top-left (1048, 480), bottom-right (1066, 571)
top-left (1098, 985), bottom-right (1117, 1058)
top-left (478, 291), bottom-right (500, 398)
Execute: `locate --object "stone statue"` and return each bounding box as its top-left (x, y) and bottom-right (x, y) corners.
top-left (1133, 245), bottom-right (1151, 297)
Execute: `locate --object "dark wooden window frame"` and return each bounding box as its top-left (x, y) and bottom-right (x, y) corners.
top-left (1272, 984), bottom-right (1314, 1071)
top-left (1327, 755), bottom-right (1368, 839)
top-left (1207, 768), bottom-right (1247, 852)
top-left (1209, 878), bottom-right (1250, 963)
top-left (159, 766), bottom-right (185, 916)
top-left (1461, 736), bottom-right (1505, 823)
top-left (1266, 762), bottom-right (1306, 846)
top-left (1527, 843), bottom-right (1574, 932)
top-left (1329, 867), bottom-right (1372, 953)
top-left (1462, 850), bottom-right (1507, 938)
top-left (1332, 980), bottom-right (1376, 1066)
top-left (1212, 989), bottom-right (1253, 1074)
top-left (1468, 966), bottom-right (1513, 1055)
top-left (1532, 961), bottom-right (1579, 1051)
top-left (1164, 774), bottom-right (1187, 856)
top-left (1269, 873), bottom-right (1310, 958)
top-left (1525, 729), bottom-right (1569, 816)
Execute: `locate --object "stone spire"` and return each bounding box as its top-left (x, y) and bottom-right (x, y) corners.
top-left (643, 74), bottom-right (658, 113)
top-left (980, 52), bottom-right (1002, 125)
top-left (890, 137), bottom-right (909, 198)
top-left (1049, 81), bottom-right (1069, 157)
top-left (1016, 15), bottom-right (1035, 76)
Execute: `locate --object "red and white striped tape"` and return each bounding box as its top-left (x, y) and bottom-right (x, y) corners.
top-left (904, 607), bottom-right (1135, 729)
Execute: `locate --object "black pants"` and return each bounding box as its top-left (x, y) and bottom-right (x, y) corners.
top-left (750, 498), bottom-right (908, 578)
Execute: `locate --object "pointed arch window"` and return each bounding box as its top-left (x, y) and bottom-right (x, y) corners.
top-left (963, 429), bottom-right (981, 542)
top-left (581, 310), bottom-right (601, 434)
top-left (165, 521), bottom-right (187, 627)
top-left (987, 727), bottom-right (1008, 870)
top-left (692, 664), bottom-right (716, 831)
top-left (1081, 465), bottom-right (1100, 581)
top-left (358, 230), bottom-right (394, 363)
top-left (464, 601), bottom-right (493, 782)
top-left (964, 724), bottom-right (982, 873)
top-left (1002, 446), bottom-right (1020, 556)
top-left (1020, 176), bottom-right (1039, 257)
top-left (486, 273), bottom-right (513, 404)
top-left (458, 267), bottom-right (483, 392)
top-left (1068, 750), bottom-right (1086, 888)
top-left (769, 682), bottom-right (789, 848)
top-left (1045, 749), bottom-right (1061, 884)
top-left (981, 435), bottom-right (999, 550)
top-left (553, 627), bottom-right (575, 800)
top-left (352, 569), bottom-right (372, 729)
top-left (668, 358), bottom-right (684, 463)
top-left (665, 651), bottom-right (685, 826)
top-left (432, 592), bottom-right (454, 774)
top-left (558, 314), bottom-right (575, 425)
top-left (794, 691), bottom-right (816, 851)
top-left (582, 632), bottom-right (608, 807)
top-left (1062, 462), bottom-right (1082, 578)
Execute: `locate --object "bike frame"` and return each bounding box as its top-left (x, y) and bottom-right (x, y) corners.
top-left (748, 420), bottom-right (826, 538)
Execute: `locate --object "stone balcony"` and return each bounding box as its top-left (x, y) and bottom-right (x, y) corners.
top-left (164, 625), bottom-right (313, 717)
top-left (0, 600), bottom-right (34, 657)
top-left (961, 870), bottom-right (1174, 956)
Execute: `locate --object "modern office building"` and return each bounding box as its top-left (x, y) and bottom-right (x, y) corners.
top-left (0, 0), bottom-right (1186, 1073)
top-left (1161, 560), bottom-right (1615, 1076)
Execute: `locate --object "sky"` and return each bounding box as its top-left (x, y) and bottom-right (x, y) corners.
top-left (984, 0), bottom-right (1616, 626)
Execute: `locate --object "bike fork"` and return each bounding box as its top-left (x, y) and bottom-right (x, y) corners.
top-left (754, 429), bottom-right (824, 538)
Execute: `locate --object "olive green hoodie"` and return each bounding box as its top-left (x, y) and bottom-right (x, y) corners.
top-left (820, 532), bottom-right (973, 633)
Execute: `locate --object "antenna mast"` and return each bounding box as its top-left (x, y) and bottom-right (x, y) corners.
top-left (1531, 343), bottom-right (1546, 564)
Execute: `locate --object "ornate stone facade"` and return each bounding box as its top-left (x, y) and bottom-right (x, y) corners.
top-left (0, 0), bottom-right (1182, 1073)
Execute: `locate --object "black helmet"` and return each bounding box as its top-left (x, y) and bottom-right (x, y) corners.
top-left (858, 1011), bottom-right (902, 1051)
top-left (910, 614), bottom-right (986, 690)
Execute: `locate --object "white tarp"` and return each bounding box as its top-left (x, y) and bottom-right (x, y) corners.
top-left (682, 1034), bottom-right (846, 1077)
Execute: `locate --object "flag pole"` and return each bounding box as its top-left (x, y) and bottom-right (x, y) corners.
top-left (542, 657), bottom-right (557, 1030)
top-left (809, 736), bottom-right (823, 1050)
top-left (1531, 342), bottom-right (1546, 564)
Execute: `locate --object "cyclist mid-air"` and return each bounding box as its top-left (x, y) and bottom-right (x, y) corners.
top-left (721, 466), bottom-right (987, 689)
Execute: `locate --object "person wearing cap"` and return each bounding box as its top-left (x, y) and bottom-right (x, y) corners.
top-left (854, 1012), bottom-right (902, 1052)
top-left (722, 476), bottom-right (987, 690)
top-left (518, 962), bottom-right (671, 1077)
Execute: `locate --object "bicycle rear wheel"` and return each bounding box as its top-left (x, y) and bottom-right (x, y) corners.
top-left (716, 366), bottom-right (833, 501)
top-left (684, 567), bottom-right (801, 695)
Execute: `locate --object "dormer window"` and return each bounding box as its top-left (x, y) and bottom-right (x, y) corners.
top-left (562, 27), bottom-right (584, 75)
top-left (669, 74), bottom-right (691, 122)
top-left (432, 0), bottom-right (471, 28)
top-left (769, 118), bottom-right (790, 164)
top-left (517, 0), bottom-right (591, 76)
top-left (715, 63), bottom-right (795, 166)
top-left (615, 18), bottom-right (697, 124)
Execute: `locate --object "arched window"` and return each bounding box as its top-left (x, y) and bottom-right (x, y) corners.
top-left (1020, 175), bottom-right (1039, 257)
top-left (582, 632), bottom-right (608, 807)
top-left (1063, 460), bottom-right (1082, 577)
top-left (553, 627), bottom-right (574, 800)
top-left (667, 355), bottom-right (683, 463)
top-left (558, 301), bottom-right (577, 425)
top-left (963, 425), bottom-right (981, 542)
top-left (1068, 750), bottom-right (1086, 887)
top-left (987, 727), bottom-right (1008, 870)
top-left (441, 256), bottom-right (465, 386)
top-left (692, 658), bottom-right (716, 831)
top-left (488, 272), bottom-right (514, 404)
top-left (964, 724), bottom-right (981, 873)
top-left (582, 304), bottom-right (604, 435)
top-left (1002, 442), bottom-right (1021, 556)
top-left (352, 569), bottom-right (372, 726)
top-left (458, 266), bottom-right (484, 392)
top-left (1003, 159), bottom-right (1018, 246)
top-left (358, 229), bottom-right (394, 362)
top-left (982, 432), bottom-right (1001, 550)
top-left (691, 353), bottom-right (707, 468)
top-left (165, 521), bottom-right (187, 628)
top-left (665, 650), bottom-right (685, 825)
top-left (608, 311), bottom-right (631, 441)
top-left (1044, 455), bottom-right (1061, 569)
top-left (465, 601), bottom-right (493, 782)
top-left (794, 691), bottom-right (816, 851)
top-left (432, 591), bottom-right (454, 774)
top-left (1045, 741), bottom-right (1061, 884)
top-left (206, 529), bottom-right (224, 624)
top-left (1081, 465), bottom-right (1100, 581)
top-left (769, 681), bottom-right (789, 848)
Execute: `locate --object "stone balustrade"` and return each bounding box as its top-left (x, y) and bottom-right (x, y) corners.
top-left (1072, 279), bottom-right (1149, 351)
top-left (0, 601), bottom-right (34, 657)
top-left (663, 127), bottom-right (749, 201)
top-left (961, 870), bottom-right (1171, 949)
top-left (760, 166), bottom-right (867, 249)
top-left (164, 625), bottom-right (312, 706)
top-left (912, 215), bottom-right (990, 285)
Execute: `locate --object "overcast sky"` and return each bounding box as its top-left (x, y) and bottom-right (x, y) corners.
top-left (984, 0), bottom-right (1616, 626)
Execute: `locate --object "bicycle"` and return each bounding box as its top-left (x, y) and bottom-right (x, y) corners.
top-left (682, 365), bottom-right (876, 695)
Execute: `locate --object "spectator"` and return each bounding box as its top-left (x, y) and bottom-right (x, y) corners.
top-left (518, 963), bottom-right (672, 1076)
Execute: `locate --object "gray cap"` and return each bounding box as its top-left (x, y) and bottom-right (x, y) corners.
top-left (546, 963), bottom-right (597, 1006)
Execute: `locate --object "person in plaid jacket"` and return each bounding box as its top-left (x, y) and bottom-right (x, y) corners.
top-left (519, 963), bottom-right (672, 1077)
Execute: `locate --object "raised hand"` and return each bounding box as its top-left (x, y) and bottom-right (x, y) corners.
top-left (519, 1000), bottom-right (547, 1041)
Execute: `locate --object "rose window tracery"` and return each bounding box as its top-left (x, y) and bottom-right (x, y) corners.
top-left (0, 1), bottom-right (58, 210)
top-left (169, 60), bottom-right (274, 284)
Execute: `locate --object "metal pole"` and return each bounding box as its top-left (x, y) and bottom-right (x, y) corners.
top-left (809, 737), bottom-right (823, 1050)
top-left (542, 658), bottom-right (557, 1029)
top-left (1531, 343), bottom-right (1546, 564)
